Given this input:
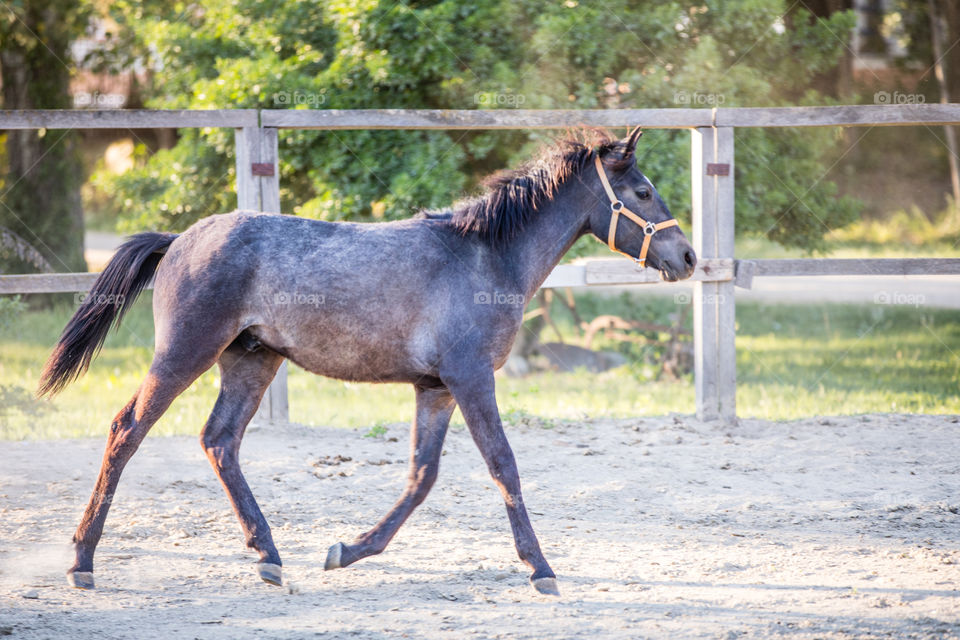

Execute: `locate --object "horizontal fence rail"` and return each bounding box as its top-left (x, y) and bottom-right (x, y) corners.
top-left (715, 104), bottom-right (960, 128)
top-left (2, 104), bottom-right (958, 131)
top-left (0, 109), bottom-right (258, 129)
top-left (0, 273), bottom-right (100, 294)
top-left (746, 258), bottom-right (960, 277)
top-left (261, 104), bottom-right (960, 130)
top-left (260, 108), bottom-right (715, 129)
top-left (1, 103), bottom-right (958, 424)
top-left (7, 258), bottom-right (960, 295)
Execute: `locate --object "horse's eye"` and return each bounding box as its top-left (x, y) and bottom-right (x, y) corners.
top-left (638, 189), bottom-right (651, 201)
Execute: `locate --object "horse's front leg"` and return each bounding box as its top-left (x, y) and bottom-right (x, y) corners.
top-left (325, 381), bottom-right (455, 569)
top-left (443, 365), bottom-right (558, 595)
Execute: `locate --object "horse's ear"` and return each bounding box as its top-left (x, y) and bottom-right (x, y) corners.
top-left (624, 126), bottom-right (643, 158)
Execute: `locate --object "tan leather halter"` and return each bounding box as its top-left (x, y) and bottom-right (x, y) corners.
top-left (594, 155), bottom-right (678, 268)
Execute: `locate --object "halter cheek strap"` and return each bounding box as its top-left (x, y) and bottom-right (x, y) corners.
top-left (594, 155), bottom-right (678, 268)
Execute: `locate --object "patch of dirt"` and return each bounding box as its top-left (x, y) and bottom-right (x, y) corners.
top-left (1, 414), bottom-right (959, 639)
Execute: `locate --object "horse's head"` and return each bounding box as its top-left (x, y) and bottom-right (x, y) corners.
top-left (585, 127), bottom-right (696, 282)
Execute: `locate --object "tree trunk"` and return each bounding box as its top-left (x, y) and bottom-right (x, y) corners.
top-left (0, 3), bottom-right (86, 273)
top-left (928, 0), bottom-right (960, 213)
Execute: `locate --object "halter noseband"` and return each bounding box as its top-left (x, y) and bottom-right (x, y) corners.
top-left (594, 154), bottom-right (678, 268)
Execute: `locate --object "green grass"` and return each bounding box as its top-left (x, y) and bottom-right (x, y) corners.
top-left (1, 291), bottom-right (957, 441)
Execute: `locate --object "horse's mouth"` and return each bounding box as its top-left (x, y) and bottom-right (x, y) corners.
top-left (660, 269), bottom-right (681, 283)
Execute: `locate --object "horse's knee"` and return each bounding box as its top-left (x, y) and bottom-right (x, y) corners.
top-left (200, 432), bottom-right (238, 472)
top-left (487, 453), bottom-right (519, 487)
top-left (408, 462), bottom-right (439, 505)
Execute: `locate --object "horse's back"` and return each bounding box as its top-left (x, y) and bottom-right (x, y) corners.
top-left (152, 211), bottom-right (493, 382)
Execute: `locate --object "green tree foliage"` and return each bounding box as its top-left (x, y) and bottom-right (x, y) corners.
top-left (0, 0), bottom-right (90, 272)
top-left (96, 0), bottom-right (860, 252)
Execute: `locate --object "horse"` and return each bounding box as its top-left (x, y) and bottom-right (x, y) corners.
top-left (39, 127), bottom-right (696, 595)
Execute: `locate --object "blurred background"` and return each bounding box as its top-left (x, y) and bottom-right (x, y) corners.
top-left (0, 0), bottom-right (958, 438)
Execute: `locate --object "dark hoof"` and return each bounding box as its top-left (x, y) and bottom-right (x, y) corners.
top-left (324, 542), bottom-right (345, 570)
top-left (67, 571), bottom-right (95, 590)
top-left (258, 562), bottom-right (283, 586)
top-left (531, 576), bottom-right (560, 596)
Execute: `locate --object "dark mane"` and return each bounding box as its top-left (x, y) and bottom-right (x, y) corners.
top-left (446, 131), bottom-right (637, 245)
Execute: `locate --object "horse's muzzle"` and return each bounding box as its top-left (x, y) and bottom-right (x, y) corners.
top-left (658, 246), bottom-right (697, 282)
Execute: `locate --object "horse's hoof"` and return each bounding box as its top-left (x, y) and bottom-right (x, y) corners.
top-left (531, 576), bottom-right (560, 596)
top-left (324, 542), bottom-right (344, 570)
top-left (67, 571), bottom-right (95, 590)
top-left (258, 562), bottom-right (283, 586)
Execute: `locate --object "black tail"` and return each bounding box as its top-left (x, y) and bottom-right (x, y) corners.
top-left (38, 232), bottom-right (178, 397)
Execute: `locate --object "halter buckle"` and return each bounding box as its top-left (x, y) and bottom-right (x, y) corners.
top-left (643, 222), bottom-right (657, 236)
top-left (610, 200), bottom-right (624, 213)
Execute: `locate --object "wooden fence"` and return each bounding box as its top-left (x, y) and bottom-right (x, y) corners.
top-left (2, 104), bottom-right (959, 423)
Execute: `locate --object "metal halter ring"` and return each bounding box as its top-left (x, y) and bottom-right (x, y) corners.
top-left (610, 200), bottom-right (624, 213)
top-left (643, 222), bottom-right (657, 236)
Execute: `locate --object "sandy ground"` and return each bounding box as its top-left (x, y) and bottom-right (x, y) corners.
top-left (2, 413), bottom-right (960, 639)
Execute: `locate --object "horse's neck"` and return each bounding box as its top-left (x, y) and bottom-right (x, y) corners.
top-left (502, 185), bottom-right (592, 299)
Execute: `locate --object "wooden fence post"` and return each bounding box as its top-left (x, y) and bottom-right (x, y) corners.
top-left (259, 127), bottom-right (289, 423)
top-left (234, 126), bottom-right (260, 210)
top-left (691, 125), bottom-right (736, 422)
top-left (234, 123), bottom-right (289, 423)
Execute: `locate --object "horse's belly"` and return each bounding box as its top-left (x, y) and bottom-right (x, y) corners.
top-left (250, 317), bottom-right (436, 384)
top-left (286, 346), bottom-right (422, 383)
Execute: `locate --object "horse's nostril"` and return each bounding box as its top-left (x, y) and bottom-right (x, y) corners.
top-left (683, 249), bottom-right (696, 268)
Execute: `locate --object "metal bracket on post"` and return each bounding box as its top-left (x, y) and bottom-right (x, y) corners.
top-left (691, 126), bottom-right (737, 424)
top-left (251, 162), bottom-right (275, 176)
top-left (234, 124), bottom-right (289, 424)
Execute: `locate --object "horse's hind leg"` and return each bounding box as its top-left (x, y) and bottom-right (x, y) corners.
top-left (325, 381), bottom-right (455, 570)
top-left (68, 355), bottom-right (216, 589)
top-left (200, 344), bottom-right (284, 585)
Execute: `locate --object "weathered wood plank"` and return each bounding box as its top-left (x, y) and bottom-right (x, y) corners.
top-left (541, 265), bottom-right (587, 288)
top-left (691, 128), bottom-right (718, 260)
top-left (734, 259), bottom-right (756, 289)
top-left (2, 105), bottom-right (957, 132)
top-left (582, 258), bottom-right (733, 285)
top-left (261, 108), bottom-right (715, 130)
top-left (750, 258), bottom-right (960, 276)
top-left (4, 258), bottom-right (956, 296)
top-left (690, 126), bottom-right (737, 422)
top-left (715, 128), bottom-right (736, 258)
top-left (694, 281), bottom-right (720, 419)
top-left (0, 273), bottom-right (100, 294)
top-left (259, 127), bottom-right (281, 213)
top-left (256, 125), bottom-right (289, 423)
top-left (690, 127), bottom-right (720, 420)
top-left (235, 126), bottom-right (260, 210)
top-left (692, 127), bottom-right (720, 421)
top-left (0, 109), bottom-right (259, 130)
top-left (715, 127), bottom-right (736, 422)
top-left (716, 103), bottom-right (960, 128)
